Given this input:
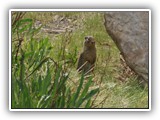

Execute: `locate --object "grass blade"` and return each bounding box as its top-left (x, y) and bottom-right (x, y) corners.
top-left (76, 77), bottom-right (92, 107)
top-left (25, 57), bottom-right (50, 80)
top-left (72, 73), bottom-right (85, 107)
top-left (82, 88), bottom-right (99, 103)
top-left (85, 99), bottom-right (91, 108)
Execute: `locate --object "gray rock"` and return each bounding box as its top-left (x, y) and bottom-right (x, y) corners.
top-left (104, 11), bottom-right (149, 82)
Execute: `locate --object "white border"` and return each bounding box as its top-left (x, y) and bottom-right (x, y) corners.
top-left (10, 9), bottom-right (150, 12)
top-left (9, 9), bottom-right (12, 112)
top-left (9, 9), bottom-right (151, 111)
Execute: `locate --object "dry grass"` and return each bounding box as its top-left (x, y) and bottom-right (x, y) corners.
top-left (12, 12), bottom-right (148, 108)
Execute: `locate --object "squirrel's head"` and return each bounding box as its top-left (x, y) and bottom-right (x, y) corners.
top-left (84, 36), bottom-right (95, 48)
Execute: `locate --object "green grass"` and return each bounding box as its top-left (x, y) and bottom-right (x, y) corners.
top-left (11, 12), bottom-right (148, 109)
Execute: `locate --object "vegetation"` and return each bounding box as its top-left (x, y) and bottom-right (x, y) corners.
top-left (11, 12), bottom-right (148, 109)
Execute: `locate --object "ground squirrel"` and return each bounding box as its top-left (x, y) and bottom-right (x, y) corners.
top-left (77, 36), bottom-right (96, 74)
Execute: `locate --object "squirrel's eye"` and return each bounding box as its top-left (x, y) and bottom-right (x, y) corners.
top-left (85, 36), bottom-right (88, 39)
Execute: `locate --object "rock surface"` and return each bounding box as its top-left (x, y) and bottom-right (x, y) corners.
top-left (104, 11), bottom-right (149, 81)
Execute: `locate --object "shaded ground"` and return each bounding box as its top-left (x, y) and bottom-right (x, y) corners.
top-left (34, 14), bottom-right (83, 39)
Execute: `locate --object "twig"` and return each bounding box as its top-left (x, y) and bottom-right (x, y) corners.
top-left (93, 95), bottom-right (109, 108)
top-left (91, 75), bottom-right (104, 107)
top-left (15, 38), bottom-right (23, 61)
top-left (77, 61), bottom-right (88, 73)
top-left (12, 12), bottom-right (26, 27)
top-left (25, 57), bottom-right (59, 80)
top-left (84, 66), bottom-right (94, 76)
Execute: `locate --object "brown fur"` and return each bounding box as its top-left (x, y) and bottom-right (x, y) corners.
top-left (77, 36), bottom-right (96, 74)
